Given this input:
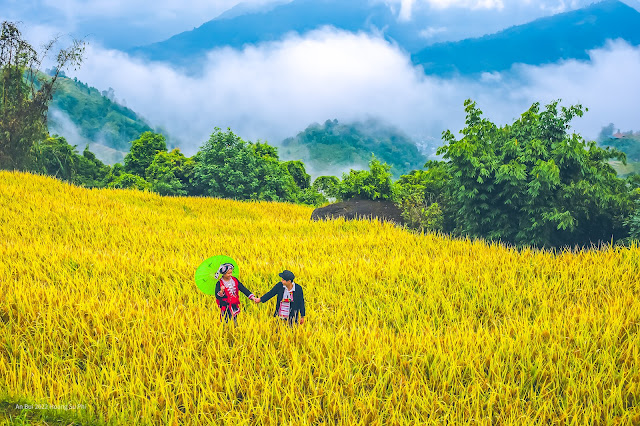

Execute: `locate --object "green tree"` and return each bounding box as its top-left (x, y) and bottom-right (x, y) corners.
top-left (32, 136), bottom-right (109, 187)
top-left (33, 135), bottom-right (78, 181)
top-left (438, 99), bottom-right (634, 247)
top-left (124, 131), bottom-right (167, 177)
top-left (312, 176), bottom-right (341, 200)
top-left (107, 173), bottom-right (151, 191)
top-left (253, 141), bottom-right (279, 160)
top-left (295, 187), bottom-right (327, 206)
top-left (0, 21), bottom-right (84, 170)
top-left (146, 148), bottom-right (194, 196)
top-left (284, 160), bottom-right (311, 189)
top-left (75, 146), bottom-right (111, 188)
top-left (193, 128), bottom-right (298, 202)
top-left (339, 156), bottom-right (394, 201)
top-left (394, 161), bottom-right (452, 233)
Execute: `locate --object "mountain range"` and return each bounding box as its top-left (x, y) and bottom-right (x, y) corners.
top-left (413, 0), bottom-right (640, 75)
top-left (128, 0), bottom-right (640, 75)
top-left (45, 0), bottom-right (640, 172)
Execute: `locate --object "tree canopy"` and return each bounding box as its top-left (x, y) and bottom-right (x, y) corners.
top-left (0, 21), bottom-right (84, 170)
top-left (193, 128), bottom-right (301, 203)
top-left (437, 99), bottom-right (635, 247)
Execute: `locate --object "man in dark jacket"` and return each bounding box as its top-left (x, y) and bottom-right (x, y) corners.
top-left (255, 270), bottom-right (305, 324)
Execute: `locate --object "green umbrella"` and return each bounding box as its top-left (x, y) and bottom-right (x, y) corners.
top-left (195, 255), bottom-right (239, 295)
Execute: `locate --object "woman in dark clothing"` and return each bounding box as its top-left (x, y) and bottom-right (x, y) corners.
top-left (215, 263), bottom-right (257, 326)
top-left (254, 269), bottom-right (305, 325)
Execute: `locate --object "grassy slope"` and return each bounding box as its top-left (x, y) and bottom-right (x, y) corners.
top-left (1, 172), bottom-right (639, 425)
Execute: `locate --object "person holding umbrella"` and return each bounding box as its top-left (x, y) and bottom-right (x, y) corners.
top-left (254, 269), bottom-right (305, 325)
top-left (215, 263), bottom-right (257, 326)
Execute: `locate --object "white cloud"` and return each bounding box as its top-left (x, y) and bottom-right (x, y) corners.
top-left (382, 0), bottom-right (595, 19)
top-left (419, 26), bottom-right (448, 39)
top-left (66, 29), bottom-right (640, 163)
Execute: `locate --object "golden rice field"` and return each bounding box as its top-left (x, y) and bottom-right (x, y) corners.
top-left (1, 171), bottom-right (639, 425)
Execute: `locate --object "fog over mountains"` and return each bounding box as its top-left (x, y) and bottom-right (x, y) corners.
top-left (127, 0), bottom-right (640, 75)
top-left (3, 0), bottom-right (640, 170)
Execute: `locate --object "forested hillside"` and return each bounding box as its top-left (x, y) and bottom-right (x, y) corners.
top-left (48, 75), bottom-right (154, 163)
top-left (597, 126), bottom-right (640, 177)
top-left (280, 118), bottom-right (427, 177)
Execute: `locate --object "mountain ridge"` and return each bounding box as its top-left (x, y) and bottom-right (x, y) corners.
top-left (411, 0), bottom-right (640, 75)
top-left (127, 0), bottom-right (640, 76)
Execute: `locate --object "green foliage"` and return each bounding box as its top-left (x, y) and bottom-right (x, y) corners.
top-left (49, 77), bottom-right (154, 154)
top-left (0, 21), bottom-right (84, 170)
top-left (107, 173), bottom-right (151, 191)
top-left (284, 160), bottom-right (311, 189)
top-left (281, 118), bottom-right (427, 178)
top-left (193, 128), bottom-right (299, 202)
top-left (104, 163), bottom-right (124, 185)
top-left (75, 146), bottom-right (111, 187)
top-left (597, 125), bottom-right (640, 170)
top-left (625, 200), bottom-right (640, 241)
top-left (34, 136), bottom-right (78, 182)
top-left (295, 187), bottom-right (327, 206)
top-left (399, 198), bottom-right (444, 234)
top-left (312, 176), bottom-right (341, 200)
top-left (252, 141), bottom-right (279, 160)
top-left (438, 99), bottom-right (635, 248)
top-left (31, 135), bottom-right (110, 187)
top-left (146, 148), bottom-right (194, 196)
top-left (339, 156), bottom-right (394, 201)
top-left (124, 132), bottom-right (167, 177)
top-left (394, 161), bottom-right (452, 233)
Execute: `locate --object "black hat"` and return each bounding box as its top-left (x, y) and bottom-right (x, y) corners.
top-left (279, 270), bottom-right (295, 281)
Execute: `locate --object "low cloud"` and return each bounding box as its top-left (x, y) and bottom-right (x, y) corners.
top-left (419, 26), bottom-right (448, 39)
top-left (66, 29), bottom-right (639, 162)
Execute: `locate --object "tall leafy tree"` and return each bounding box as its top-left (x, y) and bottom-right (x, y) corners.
top-left (31, 136), bottom-right (110, 187)
top-left (394, 160), bottom-right (452, 233)
top-left (146, 148), bottom-right (194, 196)
top-left (284, 160), bottom-right (311, 189)
top-left (0, 21), bottom-right (84, 170)
top-left (193, 127), bottom-right (298, 202)
top-left (340, 156), bottom-right (394, 201)
top-left (35, 135), bottom-right (78, 181)
top-left (312, 176), bottom-right (341, 200)
top-left (438, 99), bottom-right (634, 247)
top-left (124, 131), bottom-right (167, 177)
top-left (75, 146), bottom-right (111, 188)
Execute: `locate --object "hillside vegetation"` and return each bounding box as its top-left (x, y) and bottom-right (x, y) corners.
top-left (49, 75), bottom-right (154, 160)
top-left (280, 118), bottom-right (427, 178)
top-left (1, 171), bottom-right (639, 425)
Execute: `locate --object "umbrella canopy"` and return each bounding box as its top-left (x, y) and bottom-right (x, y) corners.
top-left (195, 255), bottom-right (239, 295)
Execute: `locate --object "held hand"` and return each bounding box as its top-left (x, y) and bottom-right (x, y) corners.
top-left (254, 297), bottom-right (261, 303)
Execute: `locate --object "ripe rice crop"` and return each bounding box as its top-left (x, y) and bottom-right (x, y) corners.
top-left (1, 171), bottom-right (639, 425)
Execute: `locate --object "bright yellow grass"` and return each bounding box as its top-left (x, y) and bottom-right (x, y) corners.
top-left (1, 171), bottom-right (639, 425)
